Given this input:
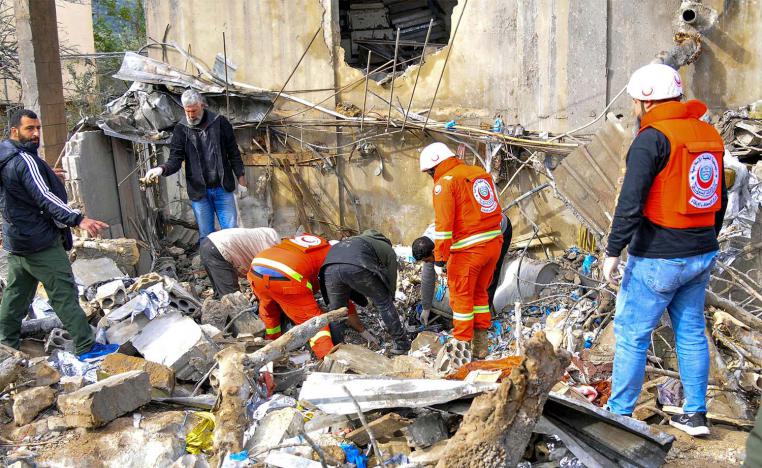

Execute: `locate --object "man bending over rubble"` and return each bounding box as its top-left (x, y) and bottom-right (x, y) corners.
top-left (412, 212), bottom-right (512, 326)
top-left (248, 234), bottom-right (361, 359)
top-left (0, 109), bottom-right (108, 355)
top-left (200, 227), bottom-right (280, 296)
top-left (144, 89), bottom-right (246, 239)
top-left (319, 230), bottom-right (410, 355)
top-left (603, 64), bottom-right (727, 437)
top-left (419, 142), bottom-right (503, 360)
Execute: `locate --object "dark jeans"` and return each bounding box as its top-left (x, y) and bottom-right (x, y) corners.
top-left (322, 263), bottom-right (408, 344)
top-left (487, 220), bottom-right (512, 311)
top-left (199, 238), bottom-right (239, 297)
top-left (0, 242), bottom-right (93, 354)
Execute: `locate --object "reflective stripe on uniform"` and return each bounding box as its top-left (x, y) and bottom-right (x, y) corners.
top-left (433, 230), bottom-right (453, 240)
top-left (309, 330), bottom-right (332, 346)
top-left (451, 229), bottom-right (502, 250)
top-left (453, 311), bottom-right (474, 321)
top-left (251, 258), bottom-right (313, 290)
top-left (473, 305), bottom-right (490, 314)
top-left (266, 325), bottom-right (282, 335)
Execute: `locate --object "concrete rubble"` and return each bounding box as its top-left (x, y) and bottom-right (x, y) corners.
top-left (2, 6), bottom-right (760, 467)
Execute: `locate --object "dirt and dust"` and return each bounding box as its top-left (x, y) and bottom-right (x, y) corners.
top-left (663, 424), bottom-right (750, 467)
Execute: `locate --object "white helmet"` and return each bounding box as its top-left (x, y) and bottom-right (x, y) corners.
top-left (420, 142), bottom-right (455, 172)
top-left (626, 63), bottom-right (683, 101)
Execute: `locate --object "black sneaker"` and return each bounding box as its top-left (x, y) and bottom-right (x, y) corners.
top-left (669, 412), bottom-right (710, 436)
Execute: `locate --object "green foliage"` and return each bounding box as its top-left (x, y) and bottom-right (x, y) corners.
top-left (93, 0), bottom-right (146, 53)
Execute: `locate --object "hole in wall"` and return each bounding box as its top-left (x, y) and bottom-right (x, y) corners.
top-left (339, 0), bottom-right (458, 77)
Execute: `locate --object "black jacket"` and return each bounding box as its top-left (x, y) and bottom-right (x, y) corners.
top-left (606, 128), bottom-right (728, 259)
top-left (0, 140), bottom-right (81, 255)
top-left (319, 230), bottom-right (398, 296)
top-left (161, 111), bottom-right (244, 201)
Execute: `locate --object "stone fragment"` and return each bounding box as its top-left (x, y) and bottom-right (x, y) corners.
top-left (347, 412), bottom-right (411, 446)
top-left (0, 356), bottom-right (23, 391)
top-left (320, 343), bottom-right (394, 375)
top-left (170, 454), bottom-right (211, 468)
top-left (411, 331), bottom-right (443, 354)
top-left (60, 376), bottom-right (87, 393)
top-left (57, 370), bottom-right (151, 428)
top-left (129, 312), bottom-right (215, 381)
top-left (71, 257), bottom-right (125, 288)
top-left (405, 412), bottom-right (449, 448)
top-left (13, 386), bottom-right (56, 426)
top-left (21, 359), bottom-right (60, 387)
top-left (100, 353), bottom-right (175, 395)
top-left (244, 407), bottom-right (304, 455)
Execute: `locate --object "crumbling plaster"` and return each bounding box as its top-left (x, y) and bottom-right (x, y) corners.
top-left (144, 0), bottom-right (762, 245)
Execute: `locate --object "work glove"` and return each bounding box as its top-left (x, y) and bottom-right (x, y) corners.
top-left (359, 330), bottom-right (379, 346)
top-left (603, 256), bottom-right (621, 285)
top-left (434, 263), bottom-right (446, 278)
top-left (237, 184), bottom-right (248, 199)
top-left (420, 308), bottom-right (431, 325)
top-left (145, 167), bottom-right (164, 182)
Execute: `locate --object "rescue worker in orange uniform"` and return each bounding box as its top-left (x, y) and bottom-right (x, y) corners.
top-left (602, 64), bottom-right (727, 437)
top-left (247, 234), bottom-right (360, 359)
top-left (420, 142), bottom-right (503, 359)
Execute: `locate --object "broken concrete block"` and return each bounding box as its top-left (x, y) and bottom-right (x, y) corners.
top-left (13, 386), bottom-right (56, 426)
top-left (94, 279), bottom-right (128, 310)
top-left (0, 356), bottom-right (23, 391)
top-left (405, 412), bottom-right (448, 448)
top-left (100, 353), bottom-right (175, 395)
top-left (21, 359), bottom-right (60, 387)
top-left (60, 376), bottom-right (86, 393)
top-left (412, 331), bottom-right (443, 355)
top-left (170, 454), bottom-right (211, 468)
top-left (320, 343), bottom-right (394, 375)
top-left (378, 437), bottom-right (411, 457)
top-left (200, 297), bottom-right (230, 330)
top-left (408, 439), bottom-right (449, 465)
top-left (347, 412), bottom-right (412, 446)
top-left (128, 272), bottom-right (164, 293)
top-left (57, 370), bottom-right (151, 428)
top-left (165, 279), bottom-right (202, 316)
top-left (390, 355), bottom-right (436, 379)
top-left (44, 328), bottom-right (74, 354)
top-left (245, 407), bottom-right (304, 455)
top-left (434, 339), bottom-right (471, 375)
top-left (71, 258), bottom-right (125, 288)
top-left (106, 313), bottom-right (150, 345)
top-left (130, 312), bottom-right (215, 381)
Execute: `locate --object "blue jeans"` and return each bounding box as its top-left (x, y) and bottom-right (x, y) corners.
top-left (609, 251), bottom-right (717, 415)
top-left (190, 187), bottom-right (237, 239)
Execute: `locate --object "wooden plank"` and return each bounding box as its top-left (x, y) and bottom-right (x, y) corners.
top-left (346, 412), bottom-right (412, 446)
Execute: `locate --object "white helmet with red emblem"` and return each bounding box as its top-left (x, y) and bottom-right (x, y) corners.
top-left (626, 63), bottom-right (683, 101)
top-left (420, 142), bottom-right (455, 172)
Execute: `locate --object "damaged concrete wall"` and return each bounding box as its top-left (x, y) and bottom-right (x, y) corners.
top-left (143, 0), bottom-right (762, 244)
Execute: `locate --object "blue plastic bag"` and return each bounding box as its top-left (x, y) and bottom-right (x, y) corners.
top-left (77, 343), bottom-right (119, 362)
top-left (341, 443), bottom-right (367, 468)
top-left (581, 254), bottom-right (597, 275)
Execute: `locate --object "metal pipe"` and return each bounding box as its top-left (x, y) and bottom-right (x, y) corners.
top-left (360, 51), bottom-right (372, 133)
top-left (401, 18), bottom-right (433, 136)
top-left (223, 31), bottom-right (230, 116)
top-left (256, 25), bottom-right (323, 129)
top-left (386, 28), bottom-right (401, 132)
top-left (422, 0), bottom-right (469, 132)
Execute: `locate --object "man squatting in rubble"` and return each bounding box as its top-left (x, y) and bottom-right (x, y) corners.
top-left (412, 211), bottom-right (512, 327)
top-left (200, 227), bottom-right (281, 297)
top-left (602, 64), bottom-right (727, 437)
top-left (0, 109), bottom-right (109, 355)
top-left (319, 229), bottom-right (411, 355)
top-left (144, 89), bottom-right (247, 239)
top-left (418, 142), bottom-right (504, 359)
top-left (249, 234), bottom-right (375, 359)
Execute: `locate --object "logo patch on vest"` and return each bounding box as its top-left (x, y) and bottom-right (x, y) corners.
top-left (472, 179), bottom-right (498, 213)
top-left (688, 153), bottom-right (719, 209)
top-left (291, 235), bottom-right (322, 248)
top-left (434, 184), bottom-right (442, 195)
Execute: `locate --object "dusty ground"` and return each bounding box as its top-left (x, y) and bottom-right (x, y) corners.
top-left (663, 424), bottom-right (749, 467)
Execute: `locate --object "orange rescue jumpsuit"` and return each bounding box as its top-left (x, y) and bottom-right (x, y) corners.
top-left (432, 158), bottom-right (503, 341)
top-left (247, 234), bottom-right (354, 358)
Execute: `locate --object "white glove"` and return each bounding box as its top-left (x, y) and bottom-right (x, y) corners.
top-left (420, 308), bottom-right (431, 325)
top-left (434, 265), bottom-right (445, 277)
top-left (603, 256), bottom-right (621, 285)
top-left (237, 184), bottom-right (248, 199)
top-left (360, 330), bottom-right (379, 346)
top-left (145, 167), bottom-right (163, 182)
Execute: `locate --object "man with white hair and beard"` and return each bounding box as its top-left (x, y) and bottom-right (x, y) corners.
top-left (145, 89), bottom-right (246, 239)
